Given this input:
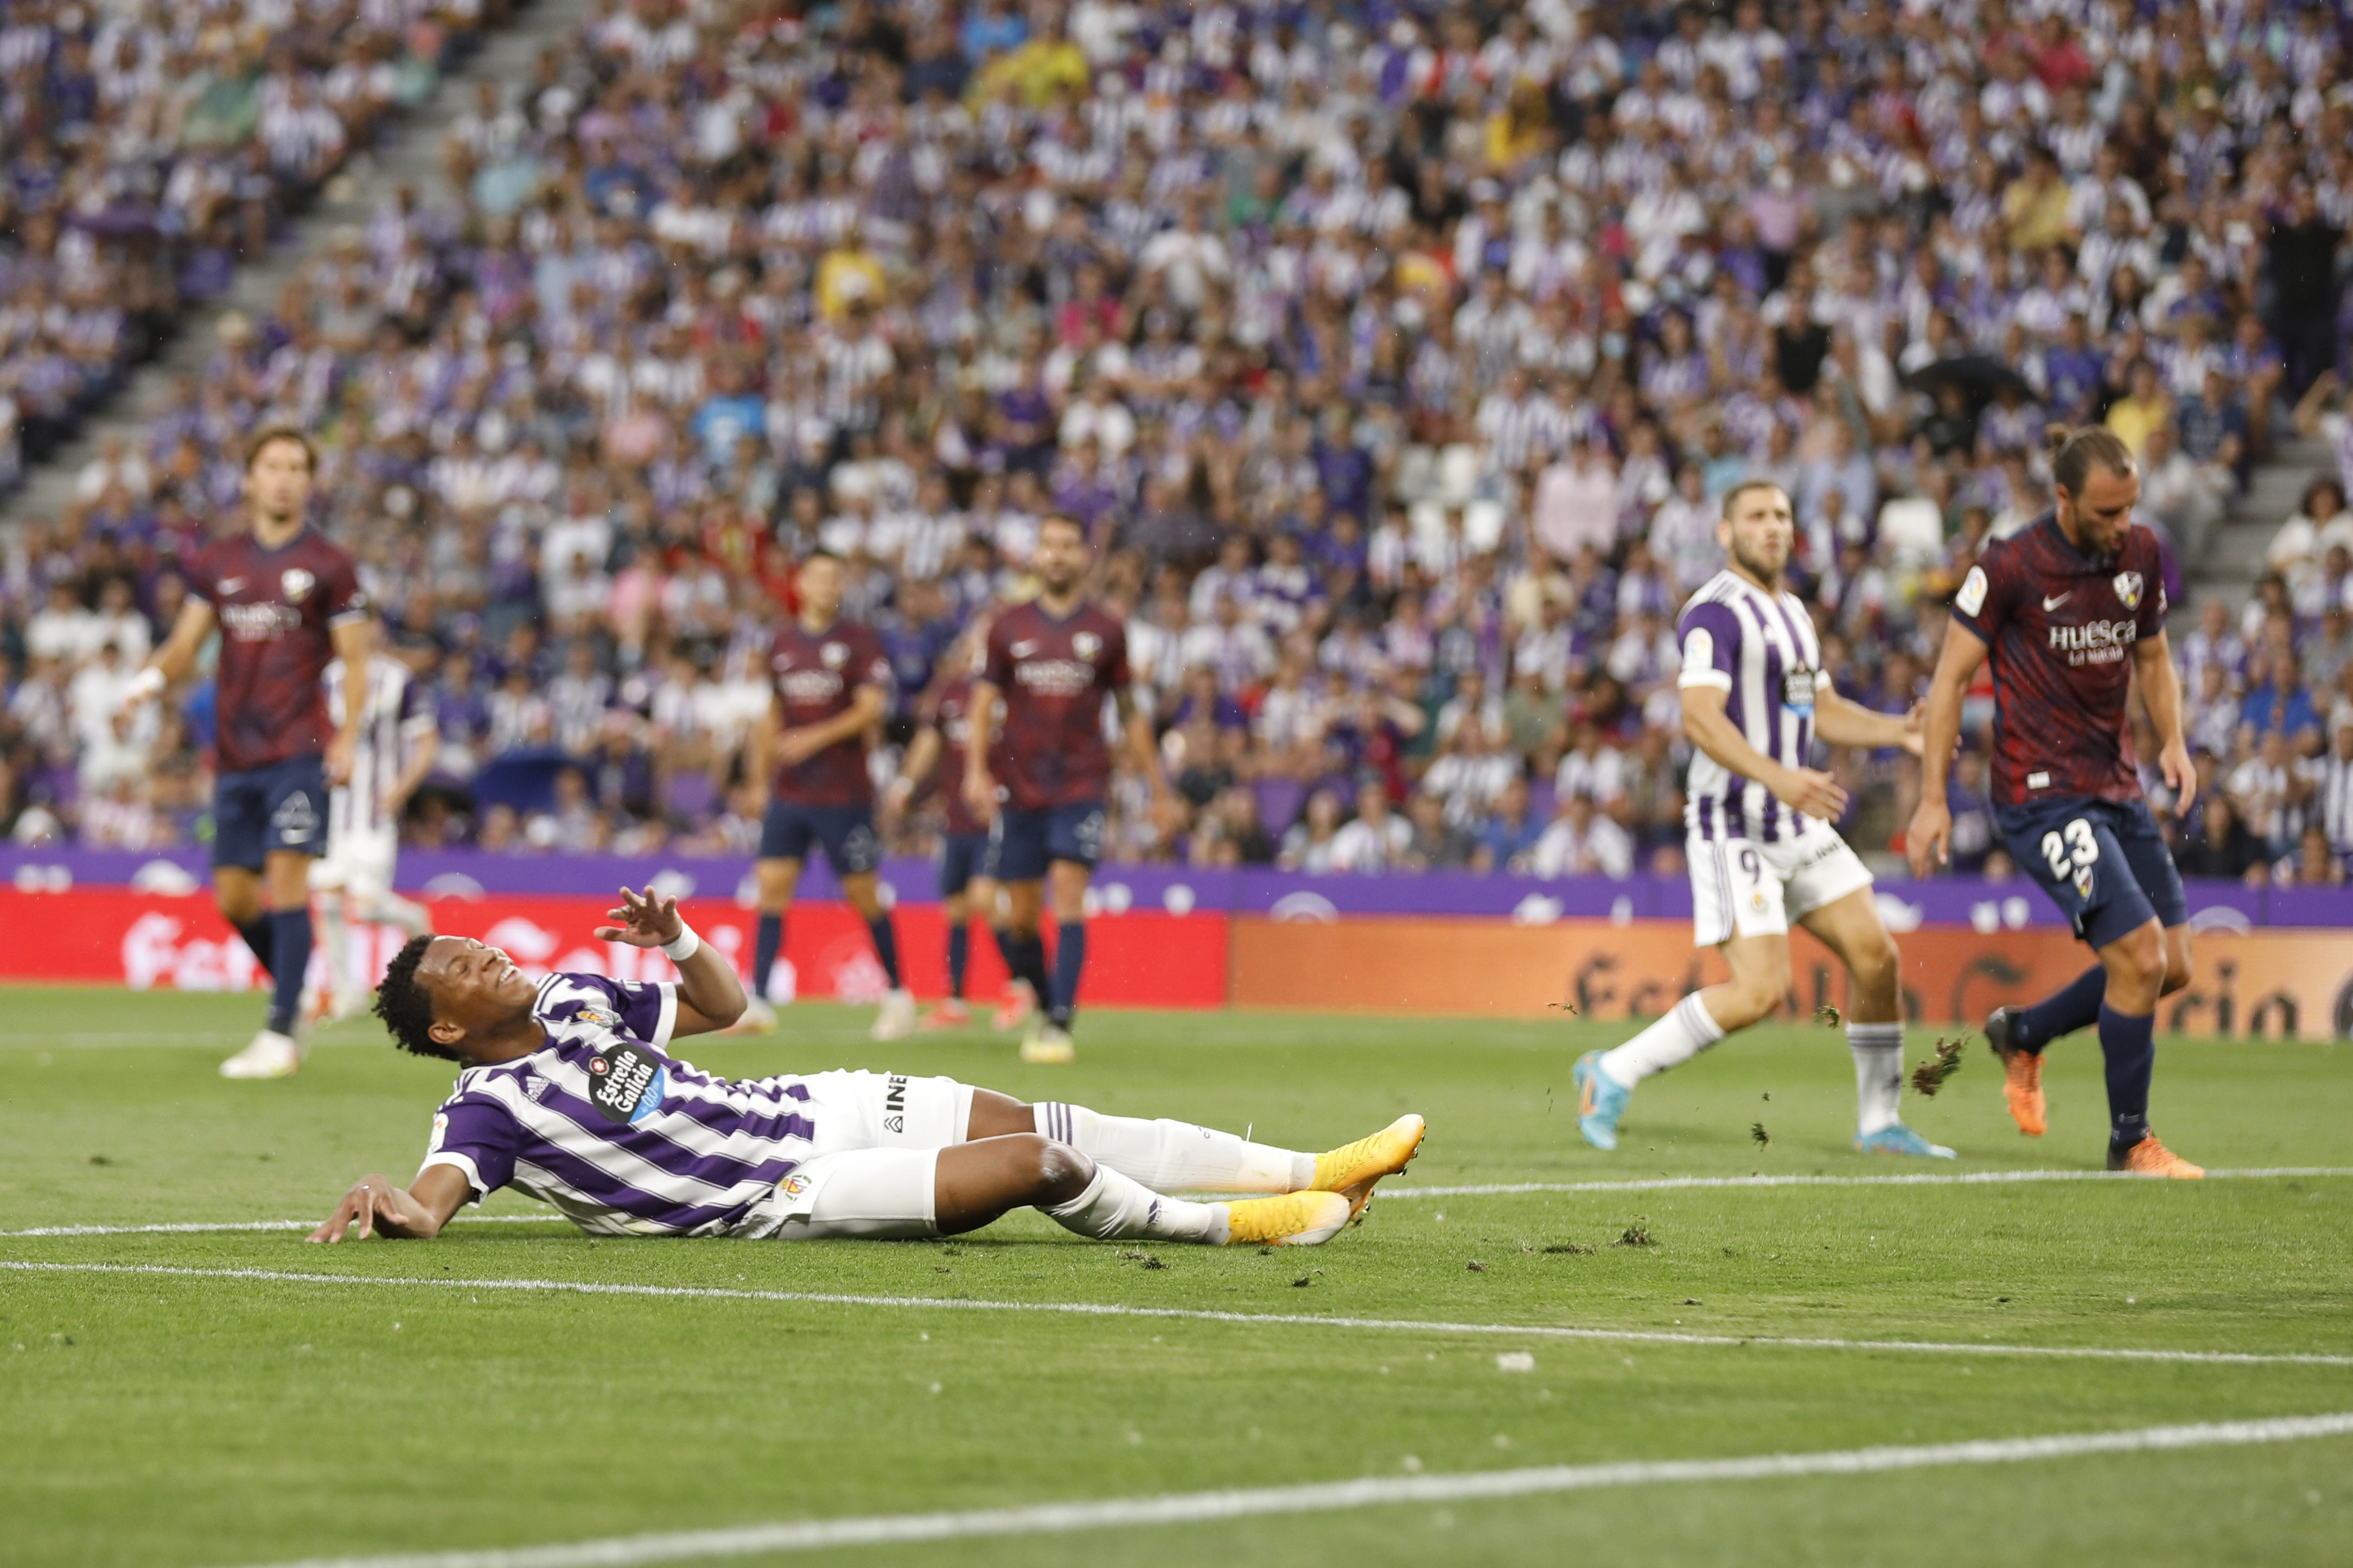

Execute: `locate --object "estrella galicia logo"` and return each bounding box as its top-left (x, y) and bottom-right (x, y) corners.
top-left (585, 1042), bottom-right (666, 1125)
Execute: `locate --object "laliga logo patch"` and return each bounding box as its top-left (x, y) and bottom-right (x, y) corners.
top-left (585, 1041), bottom-right (666, 1125)
top-left (822, 641), bottom-right (848, 668)
top-left (2112, 571), bottom-right (2143, 611)
top-left (1072, 630), bottom-right (1102, 660)
top-left (280, 567), bottom-right (316, 604)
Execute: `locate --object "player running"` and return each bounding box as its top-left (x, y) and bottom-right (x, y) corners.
top-left (882, 627), bottom-right (1031, 1032)
top-left (1574, 480), bottom-right (1949, 1157)
top-left (306, 640), bottom-right (436, 1023)
top-left (124, 426), bottom-right (370, 1078)
top-left (744, 551), bottom-right (916, 1041)
top-left (964, 515), bottom-right (1174, 1064)
top-left (1908, 427), bottom-right (2202, 1177)
top-left (310, 889), bottom-right (1425, 1247)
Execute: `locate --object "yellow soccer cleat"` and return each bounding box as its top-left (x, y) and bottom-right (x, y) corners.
top-left (1222, 1191), bottom-right (1353, 1247)
top-left (1019, 1022), bottom-right (1076, 1065)
top-left (1312, 1114), bottom-right (1426, 1195)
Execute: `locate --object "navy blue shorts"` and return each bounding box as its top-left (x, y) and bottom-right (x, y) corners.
top-left (985, 801), bottom-right (1105, 882)
top-left (213, 754), bottom-right (328, 869)
top-left (759, 801), bottom-right (881, 877)
top-left (939, 832), bottom-right (991, 898)
top-left (1995, 795), bottom-right (2187, 951)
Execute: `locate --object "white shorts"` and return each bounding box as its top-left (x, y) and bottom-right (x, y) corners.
top-left (733, 1070), bottom-right (977, 1241)
top-left (312, 828), bottom-right (397, 901)
top-left (1687, 819), bottom-right (1874, 947)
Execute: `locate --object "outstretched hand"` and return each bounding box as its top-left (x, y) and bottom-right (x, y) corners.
top-left (595, 885), bottom-right (685, 948)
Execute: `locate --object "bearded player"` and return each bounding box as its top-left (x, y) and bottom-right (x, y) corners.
top-left (123, 426), bottom-right (370, 1078)
top-left (1574, 480), bottom-right (1948, 1157)
top-left (744, 551), bottom-right (917, 1041)
top-left (311, 889), bottom-right (1425, 1248)
top-left (882, 624), bottom-right (1032, 1032)
top-left (964, 515), bottom-right (1174, 1063)
top-left (1908, 428), bottom-right (2201, 1177)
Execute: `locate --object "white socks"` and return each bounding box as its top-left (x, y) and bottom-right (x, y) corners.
top-left (1034, 1102), bottom-right (1313, 1192)
top-left (1848, 1020), bottom-right (1904, 1135)
top-left (1041, 1163), bottom-right (1228, 1245)
top-left (1598, 993), bottom-right (1725, 1088)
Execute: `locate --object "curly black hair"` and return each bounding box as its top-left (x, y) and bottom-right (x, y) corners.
top-left (373, 934), bottom-right (459, 1060)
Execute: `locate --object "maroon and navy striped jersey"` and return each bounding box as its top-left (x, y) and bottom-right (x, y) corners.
top-left (981, 599), bottom-right (1130, 809)
top-left (187, 528), bottom-right (366, 773)
top-left (768, 619), bottom-right (890, 805)
top-left (1950, 513), bottom-right (2167, 807)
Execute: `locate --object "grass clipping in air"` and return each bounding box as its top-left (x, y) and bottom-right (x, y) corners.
top-left (1910, 1036), bottom-right (1968, 1098)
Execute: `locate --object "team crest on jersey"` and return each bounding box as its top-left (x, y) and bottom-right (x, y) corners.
top-left (821, 641), bottom-right (847, 668)
top-left (779, 1171), bottom-right (812, 1200)
top-left (2112, 571), bottom-right (2143, 611)
top-left (280, 568), bottom-right (315, 604)
top-left (575, 1004), bottom-right (622, 1031)
top-left (584, 1041), bottom-right (665, 1124)
top-left (1072, 631), bottom-right (1102, 660)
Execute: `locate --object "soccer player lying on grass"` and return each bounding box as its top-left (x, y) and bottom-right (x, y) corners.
top-left (308, 888), bottom-right (1424, 1248)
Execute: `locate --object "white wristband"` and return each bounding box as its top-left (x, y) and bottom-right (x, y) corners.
top-left (660, 925), bottom-right (701, 963)
top-left (125, 667), bottom-right (165, 702)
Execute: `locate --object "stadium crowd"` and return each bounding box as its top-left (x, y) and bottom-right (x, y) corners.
top-left (0, 0), bottom-right (513, 492)
top-left (3, 0), bottom-right (2352, 888)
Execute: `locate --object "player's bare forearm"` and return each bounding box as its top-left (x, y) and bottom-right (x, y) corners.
top-left (779, 686), bottom-right (887, 764)
top-left (595, 885), bottom-right (744, 1032)
top-left (146, 599), bottom-right (216, 685)
top-left (963, 680), bottom-right (1003, 802)
top-left (1115, 689), bottom-right (1169, 794)
top-left (1682, 685), bottom-right (1849, 819)
top-left (1813, 689), bottom-right (1915, 751)
top-left (307, 1164), bottom-right (470, 1242)
top-left (900, 725), bottom-right (942, 787)
top-left (330, 620), bottom-right (371, 735)
top-left (1917, 623), bottom-right (1988, 781)
top-left (391, 730), bottom-right (438, 812)
top-left (2132, 630), bottom-right (2197, 812)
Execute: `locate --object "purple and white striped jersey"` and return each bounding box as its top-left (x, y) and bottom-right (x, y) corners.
top-left (418, 972), bottom-right (819, 1236)
top-left (1675, 569), bottom-right (1831, 843)
top-left (324, 654), bottom-right (432, 842)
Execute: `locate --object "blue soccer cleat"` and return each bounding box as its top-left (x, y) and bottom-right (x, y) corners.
top-left (1572, 1050), bottom-right (1630, 1151)
top-left (1854, 1123), bottom-right (1957, 1159)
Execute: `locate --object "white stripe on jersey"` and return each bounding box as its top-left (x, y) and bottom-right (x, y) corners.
top-left (324, 655), bottom-right (427, 842)
top-left (1680, 570), bottom-right (1828, 842)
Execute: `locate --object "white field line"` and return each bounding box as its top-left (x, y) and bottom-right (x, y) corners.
top-left (8, 1260), bottom-right (2350, 1369)
top-left (1382, 1166), bottom-right (2353, 1197)
top-left (217, 1412), bottom-right (2353, 1568)
top-left (11, 1164), bottom-right (2347, 1235)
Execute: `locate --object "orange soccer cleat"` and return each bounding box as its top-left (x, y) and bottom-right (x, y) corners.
top-left (2107, 1135), bottom-right (2204, 1178)
top-left (1985, 1007), bottom-right (2046, 1137)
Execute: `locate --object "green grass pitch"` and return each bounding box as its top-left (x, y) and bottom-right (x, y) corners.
top-left (4, 985), bottom-right (2351, 1567)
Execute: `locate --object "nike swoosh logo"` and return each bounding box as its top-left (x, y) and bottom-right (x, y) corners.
top-left (1010, 641), bottom-right (1040, 657)
top-left (2042, 594), bottom-right (2071, 611)
top-left (218, 577), bottom-right (247, 594)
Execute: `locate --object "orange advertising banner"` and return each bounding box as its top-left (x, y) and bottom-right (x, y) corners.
top-left (1230, 916), bottom-right (2353, 1041)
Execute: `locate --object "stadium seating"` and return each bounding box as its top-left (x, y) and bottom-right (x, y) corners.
top-left (2, 0), bottom-right (2349, 885)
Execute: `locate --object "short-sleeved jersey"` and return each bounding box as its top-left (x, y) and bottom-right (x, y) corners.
top-left (1952, 513), bottom-right (2167, 806)
top-left (921, 675), bottom-right (986, 835)
top-left (982, 598), bottom-right (1130, 810)
top-left (768, 619), bottom-right (891, 806)
top-left (1675, 569), bottom-right (1834, 842)
top-left (187, 528), bottom-right (366, 772)
top-left (418, 971), bottom-right (820, 1236)
top-left (324, 654), bottom-right (432, 840)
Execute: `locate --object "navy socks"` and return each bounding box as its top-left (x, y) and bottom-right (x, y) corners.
top-left (2013, 964), bottom-right (2107, 1053)
top-left (754, 913), bottom-right (783, 1000)
top-left (866, 914), bottom-right (902, 990)
top-left (266, 907), bottom-right (311, 1036)
top-left (2097, 1003), bottom-right (2156, 1148)
top-left (235, 917), bottom-right (276, 977)
top-left (946, 923), bottom-right (969, 999)
top-left (1049, 921), bottom-right (1087, 1029)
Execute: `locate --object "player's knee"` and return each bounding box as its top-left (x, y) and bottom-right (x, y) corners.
top-left (1713, 979), bottom-right (1783, 1032)
top-left (215, 885), bottom-right (260, 926)
top-left (1029, 1136), bottom-right (1094, 1202)
top-left (2106, 926), bottom-right (2166, 991)
top-left (1848, 936), bottom-right (1901, 993)
top-left (2160, 948), bottom-right (2192, 997)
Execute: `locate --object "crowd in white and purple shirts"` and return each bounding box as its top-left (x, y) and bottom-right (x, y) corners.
top-left (3, 0), bottom-right (2351, 887)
